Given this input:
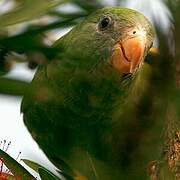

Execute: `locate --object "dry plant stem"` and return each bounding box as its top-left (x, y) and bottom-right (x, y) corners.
top-left (147, 160), bottom-right (159, 180)
top-left (148, 107), bottom-right (180, 180)
top-left (164, 105), bottom-right (180, 179)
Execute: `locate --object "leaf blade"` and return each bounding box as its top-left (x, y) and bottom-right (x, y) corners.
top-left (0, 0), bottom-right (67, 28)
top-left (0, 149), bottom-right (35, 179)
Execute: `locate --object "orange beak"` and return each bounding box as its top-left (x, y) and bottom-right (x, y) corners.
top-left (110, 36), bottom-right (146, 74)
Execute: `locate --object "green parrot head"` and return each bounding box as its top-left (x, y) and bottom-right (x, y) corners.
top-left (56, 7), bottom-right (155, 75)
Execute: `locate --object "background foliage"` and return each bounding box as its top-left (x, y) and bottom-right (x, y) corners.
top-left (0, 0), bottom-right (179, 179)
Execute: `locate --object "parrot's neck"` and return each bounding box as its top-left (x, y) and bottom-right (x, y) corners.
top-left (44, 59), bottom-right (130, 130)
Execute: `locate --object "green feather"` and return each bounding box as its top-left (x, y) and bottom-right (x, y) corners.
top-left (22, 7), bottom-right (155, 180)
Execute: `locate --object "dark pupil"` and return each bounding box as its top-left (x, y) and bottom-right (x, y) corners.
top-left (101, 18), bottom-right (110, 28)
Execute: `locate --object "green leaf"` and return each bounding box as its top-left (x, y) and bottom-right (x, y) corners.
top-left (39, 168), bottom-right (61, 180)
top-left (0, 78), bottom-right (30, 96)
top-left (72, 0), bottom-right (103, 12)
top-left (22, 159), bottom-right (61, 180)
top-left (0, 18), bottom-right (75, 59)
top-left (22, 159), bottom-right (43, 173)
top-left (0, 0), bottom-right (67, 28)
top-left (48, 11), bottom-right (87, 19)
top-left (0, 149), bottom-right (35, 179)
top-left (56, 170), bottom-right (74, 180)
top-left (47, 156), bottom-right (75, 178)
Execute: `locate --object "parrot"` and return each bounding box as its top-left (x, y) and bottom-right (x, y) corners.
top-left (21, 7), bottom-right (155, 180)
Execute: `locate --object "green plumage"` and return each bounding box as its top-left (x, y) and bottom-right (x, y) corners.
top-left (22, 7), bottom-right (155, 180)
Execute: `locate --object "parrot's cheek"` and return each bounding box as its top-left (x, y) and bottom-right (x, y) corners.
top-left (109, 36), bottom-right (145, 74)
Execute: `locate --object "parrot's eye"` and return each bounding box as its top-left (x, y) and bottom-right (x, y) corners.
top-left (98, 16), bottom-right (112, 30)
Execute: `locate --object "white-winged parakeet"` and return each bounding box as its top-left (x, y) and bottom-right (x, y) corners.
top-left (21, 7), bottom-right (155, 180)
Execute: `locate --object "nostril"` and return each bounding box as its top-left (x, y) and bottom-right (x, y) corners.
top-left (133, 31), bottom-right (136, 34)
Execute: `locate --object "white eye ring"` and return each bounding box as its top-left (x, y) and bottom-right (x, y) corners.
top-left (98, 16), bottom-right (112, 30)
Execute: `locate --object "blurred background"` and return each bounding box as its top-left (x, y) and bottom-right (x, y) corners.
top-left (0, 0), bottom-right (179, 179)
